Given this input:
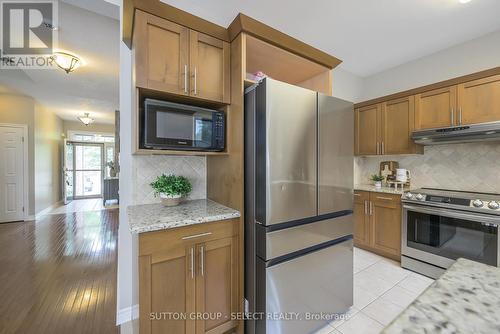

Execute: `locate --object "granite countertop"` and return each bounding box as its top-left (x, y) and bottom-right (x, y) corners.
top-left (355, 184), bottom-right (411, 195)
top-left (383, 258), bottom-right (500, 334)
top-left (127, 199), bottom-right (241, 234)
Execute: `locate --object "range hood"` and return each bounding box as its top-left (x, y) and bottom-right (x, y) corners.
top-left (412, 121), bottom-right (500, 145)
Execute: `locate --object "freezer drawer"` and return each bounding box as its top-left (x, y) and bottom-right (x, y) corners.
top-left (256, 214), bottom-right (353, 261)
top-left (256, 238), bottom-right (353, 334)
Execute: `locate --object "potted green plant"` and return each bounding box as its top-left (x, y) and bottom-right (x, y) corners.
top-left (371, 174), bottom-right (384, 188)
top-left (150, 174), bottom-right (192, 207)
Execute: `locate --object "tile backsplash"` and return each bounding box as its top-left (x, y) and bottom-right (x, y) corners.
top-left (131, 155), bottom-right (206, 205)
top-left (355, 142), bottom-right (500, 193)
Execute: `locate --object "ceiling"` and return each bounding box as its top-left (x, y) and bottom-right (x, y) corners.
top-left (0, 1), bottom-right (119, 124)
top-left (161, 0), bottom-right (500, 77)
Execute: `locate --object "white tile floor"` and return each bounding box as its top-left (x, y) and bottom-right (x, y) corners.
top-left (315, 247), bottom-right (434, 334)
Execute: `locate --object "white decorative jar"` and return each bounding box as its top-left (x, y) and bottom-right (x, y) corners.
top-left (160, 193), bottom-right (182, 207)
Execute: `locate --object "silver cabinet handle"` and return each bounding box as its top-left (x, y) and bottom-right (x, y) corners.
top-left (193, 67), bottom-right (197, 95)
top-left (381, 142), bottom-right (385, 155)
top-left (369, 201), bottom-right (373, 215)
top-left (181, 232), bottom-right (212, 240)
top-left (376, 142), bottom-right (379, 155)
top-left (376, 196), bottom-right (393, 201)
top-left (184, 64), bottom-right (188, 93)
top-left (450, 107), bottom-right (454, 125)
top-left (364, 200), bottom-right (368, 215)
top-left (200, 246), bottom-right (205, 277)
top-left (354, 193), bottom-right (361, 197)
top-left (190, 247), bottom-right (194, 279)
top-left (459, 107), bottom-right (463, 125)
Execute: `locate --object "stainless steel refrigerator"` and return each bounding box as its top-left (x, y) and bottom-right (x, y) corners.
top-left (244, 78), bottom-right (354, 334)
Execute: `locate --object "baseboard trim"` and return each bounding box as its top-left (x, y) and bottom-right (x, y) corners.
top-left (35, 200), bottom-right (63, 220)
top-left (117, 304), bottom-right (139, 325)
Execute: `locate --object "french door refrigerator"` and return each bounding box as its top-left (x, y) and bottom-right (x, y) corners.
top-left (245, 78), bottom-right (354, 334)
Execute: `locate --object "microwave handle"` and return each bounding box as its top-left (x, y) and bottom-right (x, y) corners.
top-left (403, 204), bottom-right (500, 226)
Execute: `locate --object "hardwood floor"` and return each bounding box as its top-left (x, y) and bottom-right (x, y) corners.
top-left (0, 209), bottom-right (119, 334)
top-left (50, 199), bottom-right (119, 215)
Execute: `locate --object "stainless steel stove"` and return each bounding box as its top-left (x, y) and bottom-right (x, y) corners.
top-left (401, 188), bottom-right (500, 278)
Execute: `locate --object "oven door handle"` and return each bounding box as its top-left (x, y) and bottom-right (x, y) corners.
top-left (403, 204), bottom-right (500, 226)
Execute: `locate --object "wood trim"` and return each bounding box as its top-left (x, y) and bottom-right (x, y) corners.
top-left (123, 0), bottom-right (229, 48)
top-left (228, 13), bottom-right (341, 69)
top-left (355, 66), bottom-right (500, 108)
top-left (139, 255), bottom-right (152, 334)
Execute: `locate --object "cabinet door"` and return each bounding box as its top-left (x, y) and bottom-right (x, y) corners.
top-left (134, 10), bottom-right (189, 95)
top-left (139, 247), bottom-right (196, 334)
top-left (195, 237), bottom-right (238, 334)
top-left (355, 104), bottom-right (381, 156)
top-left (370, 194), bottom-right (401, 259)
top-left (381, 96), bottom-right (421, 155)
top-left (190, 31), bottom-right (230, 104)
top-left (354, 191), bottom-right (370, 247)
top-left (458, 74), bottom-right (500, 125)
top-left (415, 86), bottom-right (457, 130)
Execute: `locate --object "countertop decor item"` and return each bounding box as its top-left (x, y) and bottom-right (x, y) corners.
top-left (355, 184), bottom-right (410, 195)
top-left (371, 174), bottom-right (384, 188)
top-left (150, 174), bottom-right (192, 207)
top-left (380, 161), bottom-right (399, 183)
top-left (127, 199), bottom-right (241, 233)
top-left (383, 258), bottom-right (500, 334)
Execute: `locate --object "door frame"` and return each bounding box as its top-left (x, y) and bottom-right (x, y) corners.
top-left (0, 123), bottom-right (29, 221)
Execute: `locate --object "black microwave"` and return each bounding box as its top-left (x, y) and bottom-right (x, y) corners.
top-left (141, 99), bottom-right (225, 151)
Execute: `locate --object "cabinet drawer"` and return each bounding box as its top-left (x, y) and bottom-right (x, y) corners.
top-left (139, 218), bottom-right (239, 257)
top-left (370, 193), bottom-right (402, 204)
top-left (354, 190), bottom-right (370, 204)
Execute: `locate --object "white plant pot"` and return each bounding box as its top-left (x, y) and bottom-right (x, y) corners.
top-left (374, 181), bottom-right (382, 188)
top-left (160, 193), bottom-right (183, 207)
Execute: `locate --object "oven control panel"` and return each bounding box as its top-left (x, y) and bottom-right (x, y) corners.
top-left (402, 189), bottom-right (500, 214)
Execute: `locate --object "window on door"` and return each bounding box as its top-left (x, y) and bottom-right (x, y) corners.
top-left (65, 142), bottom-right (104, 199)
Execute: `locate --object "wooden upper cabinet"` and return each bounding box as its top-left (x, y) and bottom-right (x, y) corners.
top-left (134, 10), bottom-right (230, 104)
top-left (355, 104), bottom-right (380, 156)
top-left (134, 11), bottom-right (189, 95)
top-left (190, 31), bottom-right (230, 104)
top-left (415, 86), bottom-right (457, 130)
top-left (381, 96), bottom-right (421, 155)
top-left (458, 74), bottom-right (500, 125)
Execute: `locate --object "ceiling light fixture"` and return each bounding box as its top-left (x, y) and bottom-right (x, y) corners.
top-left (51, 51), bottom-right (82, 74)
top-left (78, 113), bottom-right (94, 126)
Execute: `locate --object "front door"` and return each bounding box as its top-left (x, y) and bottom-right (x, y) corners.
top-left (67, 142), bottom-right (104, 199)
top-left (0, 125), bottom-right (25, 222)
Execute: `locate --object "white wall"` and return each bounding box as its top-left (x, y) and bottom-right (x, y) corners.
top-left (359, 29), bottom-right (500, 101)
top-left (34, 104), bottom-right (63, 213)
top-left (117, 19), bottom-right (137, 325)
top-left (332, 67), bottom-right (364, 102)
top-left (333, 29), bottom-right (500, 103)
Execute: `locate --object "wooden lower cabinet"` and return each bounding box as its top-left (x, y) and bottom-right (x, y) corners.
top-left (139, 219), bottom-right (239, 334)
top-left (353, 191), bottom-right (370, 246)
top-left (353, 191), bottom-right (401, 260)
